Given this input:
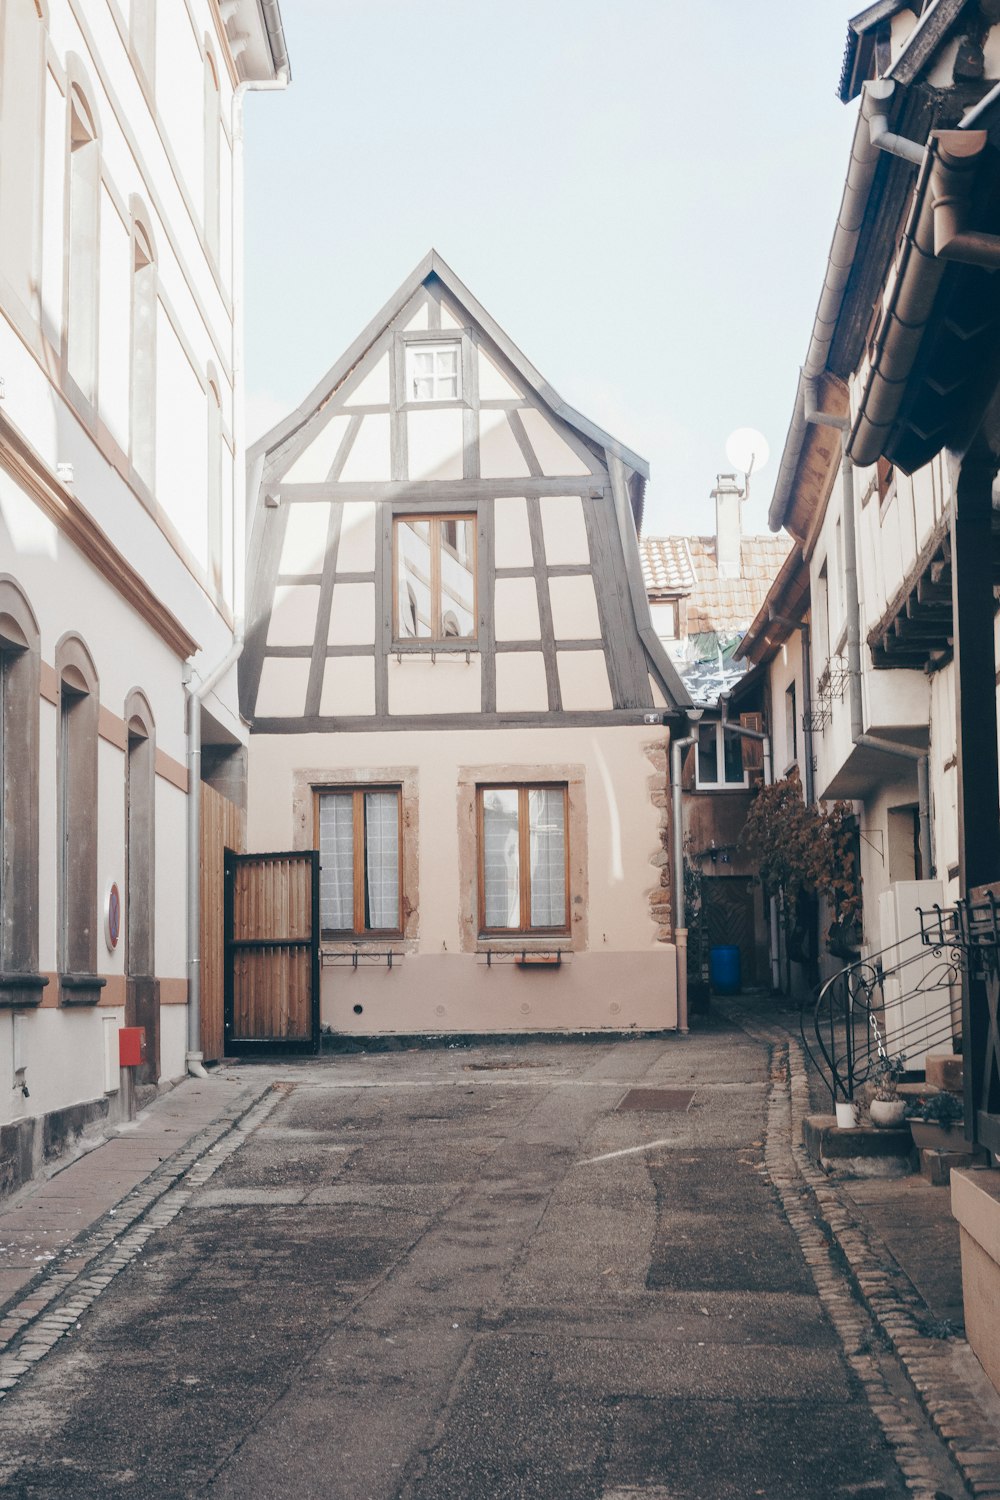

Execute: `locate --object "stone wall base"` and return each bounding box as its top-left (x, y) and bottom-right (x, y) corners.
top-left (951, 1166), bottom-right (1000, 1396)
top-left (0, 1084), bottom-right (134, 1204)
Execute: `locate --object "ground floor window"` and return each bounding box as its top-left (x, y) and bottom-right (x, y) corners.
top-left (316, 787), bottom-right (402, 937)
top-left (477, 784), bottom-right (569, 935)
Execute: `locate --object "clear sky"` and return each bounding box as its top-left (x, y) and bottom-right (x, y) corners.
top-left (243, 0), bottom-right (862, 538)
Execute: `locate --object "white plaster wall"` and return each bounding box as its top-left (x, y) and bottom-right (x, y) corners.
top-left (557, 651), bottom-right (613, 711)
top-left (479, 411), bottom-right (530, 479)
top-left (256, 658), bottom-right (311, 717)
top-left (343, 353), bottom-right (390, 408)
top-left (493, 497), bottom-right (533, 568)
top-left (329, 581), bottom-right (376, 645)
top-left (246, 725), bottom-right (676, 1033)
top-left (279, 503), bottom-right (331, 573)
top-left (320, 656), bottom-right (376, 716)
top-left (540, 496), bottom-right (589, 565)
top-left (0, 1007), bottom-right (122, 1128)
top-left (767, 630), bottom-right (805, 779)
top-left (407, 409), bottom-right (463, 481)
top-left (284, 416), bottom-right (351, 483)
top-left (549, 575), bottom-right (601, 639)
top-left (388, 655), bottom-right (482, 715)
top-left (519, 408), bottom-right (590, 478)
top-left (477, 348), bottom-right (522, 401)
top-left (494, 577), bottom-right (540, 640)
top-left (159, 1003), bottom-right (188, 1083)
top-left (495, 652), bottom-right (548, 712)
top-left (338, 502), bottom-right (377, 571)
top-left (339, 414), bottom-right (390, 482)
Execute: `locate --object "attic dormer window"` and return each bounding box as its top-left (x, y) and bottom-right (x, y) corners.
top-left (406, 341), bottom-right (461, 402)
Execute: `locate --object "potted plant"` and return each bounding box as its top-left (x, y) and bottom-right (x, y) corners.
top-left (907, 1090), bottom-right (964, 1151)
top-left (869, 1052), bottom-right (906, 1128)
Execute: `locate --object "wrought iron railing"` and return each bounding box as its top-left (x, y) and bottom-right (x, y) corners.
top-left (801, 931), bottom-right (961, 1106)
top-left (918, 892), bottom-right (1000, 1153)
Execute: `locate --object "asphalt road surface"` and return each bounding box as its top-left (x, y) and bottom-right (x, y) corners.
top-left (0, 1024), bottom-right (960, 1498)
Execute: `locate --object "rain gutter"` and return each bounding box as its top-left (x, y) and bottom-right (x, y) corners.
top-left (768, 81), bottom-right (898, 532)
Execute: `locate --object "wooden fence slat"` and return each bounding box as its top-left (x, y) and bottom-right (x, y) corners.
top-left (200, 784), bottom-right (246, 1062)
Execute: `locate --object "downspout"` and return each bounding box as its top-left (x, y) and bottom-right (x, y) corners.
top-left (671, 714), bottom-right (703, 1035)
top-left (720, 698), bottom-right (778, 989)
top-left (184, 628), bottom-right (244, 1078)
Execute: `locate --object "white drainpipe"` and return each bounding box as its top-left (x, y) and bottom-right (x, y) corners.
top-left (671, 710), bottom-right (705, 1033)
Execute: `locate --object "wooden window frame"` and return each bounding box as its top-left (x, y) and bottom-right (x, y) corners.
top-left (476, 783), bottom-right (570, 938)
top-left (694, 723), bottom-right (749, 791)
top-left (314, 785), bottom-right (403, 939)
top-left (392, 512), bottom-right (478, 646)
top-left (404, 338), bottom-right (462, 403)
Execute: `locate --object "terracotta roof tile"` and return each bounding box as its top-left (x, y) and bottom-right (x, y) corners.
top-left (640, 536), bottom-right (696, 595)
top-left (644, 532), bottom-right (792, 636)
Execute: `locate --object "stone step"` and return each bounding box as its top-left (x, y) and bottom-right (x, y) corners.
top-left (803, 1114), bottom-right (914, 1176)
top-left (924, 1051), bottom-right (963, 1094)
top-left (919, 1144), bottom-right (989, 1187)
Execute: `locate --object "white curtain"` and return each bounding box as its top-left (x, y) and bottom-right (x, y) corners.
top-left (529, 789), bottom-right (565, 928)
top-left (318, 794), bottom-right (354, 931)
top-left (482, 789), bottom-right (520, 927)
top-left (364, 791), bottom-right (399, 929)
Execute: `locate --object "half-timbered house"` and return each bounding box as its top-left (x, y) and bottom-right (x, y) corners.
top-left (238, 252), bottom-right (691, 1045)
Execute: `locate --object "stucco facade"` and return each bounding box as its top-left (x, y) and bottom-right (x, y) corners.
top-left (241, 256), bottom-right (688, 1041)
top-left (0, 0), bottom-right (287, 1195)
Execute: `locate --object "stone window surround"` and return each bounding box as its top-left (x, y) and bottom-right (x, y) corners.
top-left (292, 764), bottom-right (419, 952)
top-left (56, 631), bottom-right (105, 1007)
top-left (0, 576), bottom-right (46, 1009)
top-left (124, 687), bottom-right (155, 980)
top-left (457, 761), bottom-right (588, 954)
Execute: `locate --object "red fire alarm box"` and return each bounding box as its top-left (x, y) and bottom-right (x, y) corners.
top-left (119, 1027), bottom-right (146, 1068)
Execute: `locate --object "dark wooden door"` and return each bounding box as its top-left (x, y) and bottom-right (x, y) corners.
top-left (224, 851), bottom-right (320, 1056)
top-left (702, 876), bottom-right (756, 986)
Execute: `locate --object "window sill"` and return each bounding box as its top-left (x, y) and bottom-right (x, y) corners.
top-left (0, 973), bottom-right (49, 1009)
top-left (391, 643), bottom-right (479, 656)
top-left (476, 944), bottom-right (573, 965)
top-left (59, 974), bottom-right (107, 1007)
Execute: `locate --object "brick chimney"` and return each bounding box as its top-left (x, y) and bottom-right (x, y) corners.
top-left (711, 472), bottom-right (743, 581)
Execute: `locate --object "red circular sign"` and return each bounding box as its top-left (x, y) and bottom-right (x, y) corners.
top-left (105, 882), bottom-right (121, 951)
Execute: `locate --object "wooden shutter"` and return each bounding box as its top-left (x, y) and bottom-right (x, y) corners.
top-left (740, 712), bottom-right (764, 774)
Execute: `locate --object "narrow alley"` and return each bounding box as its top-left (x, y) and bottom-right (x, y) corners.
top-left (0, 1016), bottom-right (981, 1500)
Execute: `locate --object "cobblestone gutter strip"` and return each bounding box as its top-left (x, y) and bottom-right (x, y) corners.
top-left (730, 1003), bottom-right (1000, 1500)
top-left (0, 1083), bottom-right (283, 1397)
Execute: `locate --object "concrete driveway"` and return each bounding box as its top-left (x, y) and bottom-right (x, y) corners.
top-left (0, 1021), bottom-right (965, 1499)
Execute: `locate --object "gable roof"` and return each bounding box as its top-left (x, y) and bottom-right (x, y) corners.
top-left (641, 533), bottom-right (792, 634)
top-left (250, 250), bottom-right (650, 526)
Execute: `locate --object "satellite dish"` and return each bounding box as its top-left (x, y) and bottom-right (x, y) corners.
top-left (726, 427), bottom-right (770, 477)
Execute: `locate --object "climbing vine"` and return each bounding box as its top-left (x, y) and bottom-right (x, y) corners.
top-left (738, 777), bottom-right (862, 944)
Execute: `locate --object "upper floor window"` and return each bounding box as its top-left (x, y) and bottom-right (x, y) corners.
top-left (0, 0), bottom-right (44, 312)
top-left (785, 681), bottom-right (798, 765)
top-left (130, 0), bottom-right (155, 87)
top-left (394, 513), bottom-right (476, 643)
top-left (203, 47), bottom-right (220, 265)
top-left (130, 217), bottom-right (156, 486)
top-left (207, 377), bottom-right (223, 593)
top-left (650, 600), bottom-right (678, 641)
top-left (0, 579), bottom-right (42, 1001)
top-left (66, 83), bottom-right (100, 402)
top-left (55, 634), bottom-right (102, 1001)
top-left (478, 784), bottom-right (569, 936)
top-left (317, 787), bottom-right (401, 937)
top-left (695, 723), bottom-right (747, 789)
top-left (406, 341), bottom-right (461, 402)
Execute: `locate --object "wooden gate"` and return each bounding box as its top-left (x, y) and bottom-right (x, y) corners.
top-left (224, 851), bottom-right (320, 1056)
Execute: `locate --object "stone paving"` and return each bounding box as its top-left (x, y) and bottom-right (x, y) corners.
top-left (0, 1015), bottom-right (995, 1498)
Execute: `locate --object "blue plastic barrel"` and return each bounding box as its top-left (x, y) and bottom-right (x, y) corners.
top-left (709, 944), bottom-right (741, 995)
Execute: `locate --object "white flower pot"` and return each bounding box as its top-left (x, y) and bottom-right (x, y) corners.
top-left (870, 1098), bottom-right (906, 1128)
top-left (835, 1100), bottom-right (857, 1128)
